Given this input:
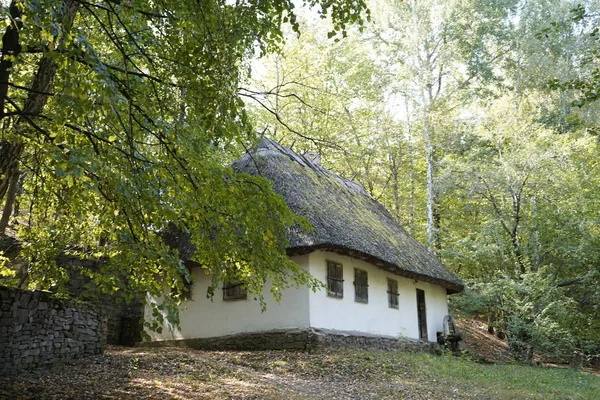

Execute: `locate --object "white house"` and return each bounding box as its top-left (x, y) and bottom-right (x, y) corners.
top-left (145, 139), bottom-right (463, 346)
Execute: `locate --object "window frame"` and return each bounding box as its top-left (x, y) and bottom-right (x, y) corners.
top-left (387, 278), bottom-right (399, 309)
top-left (222, 281), bottom-right (247, 301)
top-left (326, 261), bottom-right (344, 298)
top-left (354, 268), bottom-right (369, 303)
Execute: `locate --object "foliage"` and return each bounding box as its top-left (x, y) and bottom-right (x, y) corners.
top-left (451, 269), bottom-right (600, 362)
top-left (545, 2), bottom-right (600, 108)
top-left (247, 0), bottom-right (600, 361)
top-left (0, 0), bottom-right (370, 328)
top-left (2, 0), bottom-right (598, 359)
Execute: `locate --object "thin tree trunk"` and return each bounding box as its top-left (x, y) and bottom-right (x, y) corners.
top-left (390, 144), bottom-right (400, 218)
top-left (511, 198), bottom-right (525, 275)
top-left (432, 192), bottom-right (441, 250)
top-left (0, 168), bottom-right (19, 236)
top-left (388, 118), bottom-right (404, 221)
top-left (0, 142), bottom-right (23, 201)
top-left (481, 176), bottom-right (527, 275)
top-left (0, 1), bottom-right (23, 120)
top-left (424, 111), bottom-right (435, 249)
top-left (532, 195), bottom-right (540, 269)
top-left (178, 86), bottom-right (187, 124)
top-left (405, 99), bottom-right (415, 235)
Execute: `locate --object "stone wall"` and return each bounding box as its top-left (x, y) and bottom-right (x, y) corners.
top-left (60, 256), bottom-right (143, 346)
top-left (0, 286), bottom-right (107, 376)
top-left (141, 328), bottom-right (442, 354)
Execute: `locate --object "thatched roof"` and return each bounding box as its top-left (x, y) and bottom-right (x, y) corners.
top-left (234, 139), bottom-right (464, 294)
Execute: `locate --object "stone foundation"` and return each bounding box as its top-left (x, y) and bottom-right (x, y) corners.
top-left (140, 328), bottom-right (442, 353)
top-left (0, 286), bottom-right (107, 376)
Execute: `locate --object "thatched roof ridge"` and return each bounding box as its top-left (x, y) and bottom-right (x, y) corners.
top-left (234, 139), bottom-right (464, 294)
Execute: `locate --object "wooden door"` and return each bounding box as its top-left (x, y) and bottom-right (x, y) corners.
top-left (416, 289), bottom-right (428, 340)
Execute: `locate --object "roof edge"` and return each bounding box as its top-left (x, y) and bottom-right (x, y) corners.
top-left (287, 244), bottom-right (464, 294)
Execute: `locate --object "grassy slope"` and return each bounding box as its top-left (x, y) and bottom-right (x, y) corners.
top-left (1, 346), bottom-right (598, 399)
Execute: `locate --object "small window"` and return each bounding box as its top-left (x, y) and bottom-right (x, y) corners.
top-left (387, 278), bottom-right (399, 309)
top-left (326, 261), bottom-right (344, 298)
top-left (354, 268), bottom-right (369, 303)
top-left (223, 282), bottom-right (247, 301)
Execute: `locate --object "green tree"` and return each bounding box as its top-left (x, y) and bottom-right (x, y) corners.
top-left (244, 0), bottom-right (600, 361)
top-left (444, 92), bottom-right (600, 360)
top-left (0, 0), bottom-right (369, 324)
top-left (246, 19), bottom-right (402, 203)
top-left (372, 0), bottom-right (521, 249)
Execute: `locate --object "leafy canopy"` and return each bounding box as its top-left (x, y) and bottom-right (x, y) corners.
top-left (0, 0), bottom-right (369, 321)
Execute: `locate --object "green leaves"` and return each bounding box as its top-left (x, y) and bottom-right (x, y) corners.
top-left (244, 0), bottom-right (600, 360)
top-left (0, 0), bottom-right (370, 330)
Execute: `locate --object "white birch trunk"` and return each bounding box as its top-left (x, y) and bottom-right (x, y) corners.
top-left (423, 109), bottom-right (435, 249)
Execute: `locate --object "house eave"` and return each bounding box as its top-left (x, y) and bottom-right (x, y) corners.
top-left (287, 244), bottom-right (464, 294)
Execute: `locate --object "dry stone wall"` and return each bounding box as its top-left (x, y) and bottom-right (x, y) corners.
top-left (0, 286), bottom-right (107, 376)
top-left (60, 256), bottom-right (143, 346)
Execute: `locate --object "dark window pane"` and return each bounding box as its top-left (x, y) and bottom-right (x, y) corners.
top-left (354, 268), bottom-right (368, 303)
top-left (223, 282), bottom-right (247, 300)
top-left (387, 278), bottom-right (399, 309)
top-left (327, 261), bottom-right (344, 298)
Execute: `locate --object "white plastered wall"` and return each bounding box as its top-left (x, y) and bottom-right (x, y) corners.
top-left (307, 251), bottom-right (449, 341)
top-left (144, 251), bottom-right (451, 343)
top-left (144, 255), bottom-right (311, 341)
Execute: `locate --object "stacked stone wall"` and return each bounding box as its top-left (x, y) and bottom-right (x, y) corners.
top-left (60, 256), bottom-right (143, 346)
top-left (0, 286), bottom-right (107, 376)
top-left (141, 328), bottom-right (441, 353)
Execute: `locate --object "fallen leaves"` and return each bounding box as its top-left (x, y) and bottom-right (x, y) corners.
top-left (0, 344), bottom-right (598, 399)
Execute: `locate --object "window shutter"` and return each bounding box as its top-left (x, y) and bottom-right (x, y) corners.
top-left (327, 261), bottom-right (344, 298)
top-left (354, 268), bottom-right (368, 303)
top-left (223, 282), bottom-right (247, 300)
top-left (387, 278), bottom-right (399, 309)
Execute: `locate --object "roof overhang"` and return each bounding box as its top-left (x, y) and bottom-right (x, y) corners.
top-left (287, 244), bottom-right (464, 294)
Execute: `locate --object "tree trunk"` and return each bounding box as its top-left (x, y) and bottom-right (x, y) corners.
top-left (432, 193), bottom-right (442, 250)
top-left (0, 2), bottom-right (24, 215)
top-left (511, 189), bottom-right (525, 275)
top-left (0, 1), bottom-right (80, 220)
top-left (405, 99), bottom-right (415, 235)
top-left (390, 144), bottom-right (400, 219)
top-left (532, 195), bottom-right (540, 269)
top-left (0, 142), bottom-right (23, 201)
top-left (424, 111), bottom-right (435, 249)
top-left (0, 1), bottom-right (23, 120)
top-left (0, 167), bottom-right (19, 236)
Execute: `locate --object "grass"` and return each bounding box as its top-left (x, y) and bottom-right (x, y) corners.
top-left (1, 346), bottom-right (598, 399)
top-left (384, 351), bottom-right (599, 399)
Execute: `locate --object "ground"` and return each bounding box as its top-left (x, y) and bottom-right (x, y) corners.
top-left (455, 318), bottom-right (513, 363)
top-left (1, 320), bottom-right (598, 399)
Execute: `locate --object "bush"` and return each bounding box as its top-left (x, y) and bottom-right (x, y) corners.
top-left (451, 269), bottom-right (599, 363)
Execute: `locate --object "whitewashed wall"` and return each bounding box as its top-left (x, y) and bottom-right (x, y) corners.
top-left (145, 255), bottom-right (311, 341)
top-left (144, 251), bottom-right (450, 343)
top-left (307, 251), bottom-right (449, 341)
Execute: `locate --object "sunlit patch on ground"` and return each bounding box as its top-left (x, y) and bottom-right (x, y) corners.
top-left (0, 345), bottom-right (598, 399)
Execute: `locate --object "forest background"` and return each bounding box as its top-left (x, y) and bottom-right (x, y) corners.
top-left (0, 0), bottom-right (598, 363)
top-left (247, 0), bottom-right (600, 363)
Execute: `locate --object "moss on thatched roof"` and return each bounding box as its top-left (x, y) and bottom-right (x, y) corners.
top-left (234, 139), bottom-right (464, 294)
